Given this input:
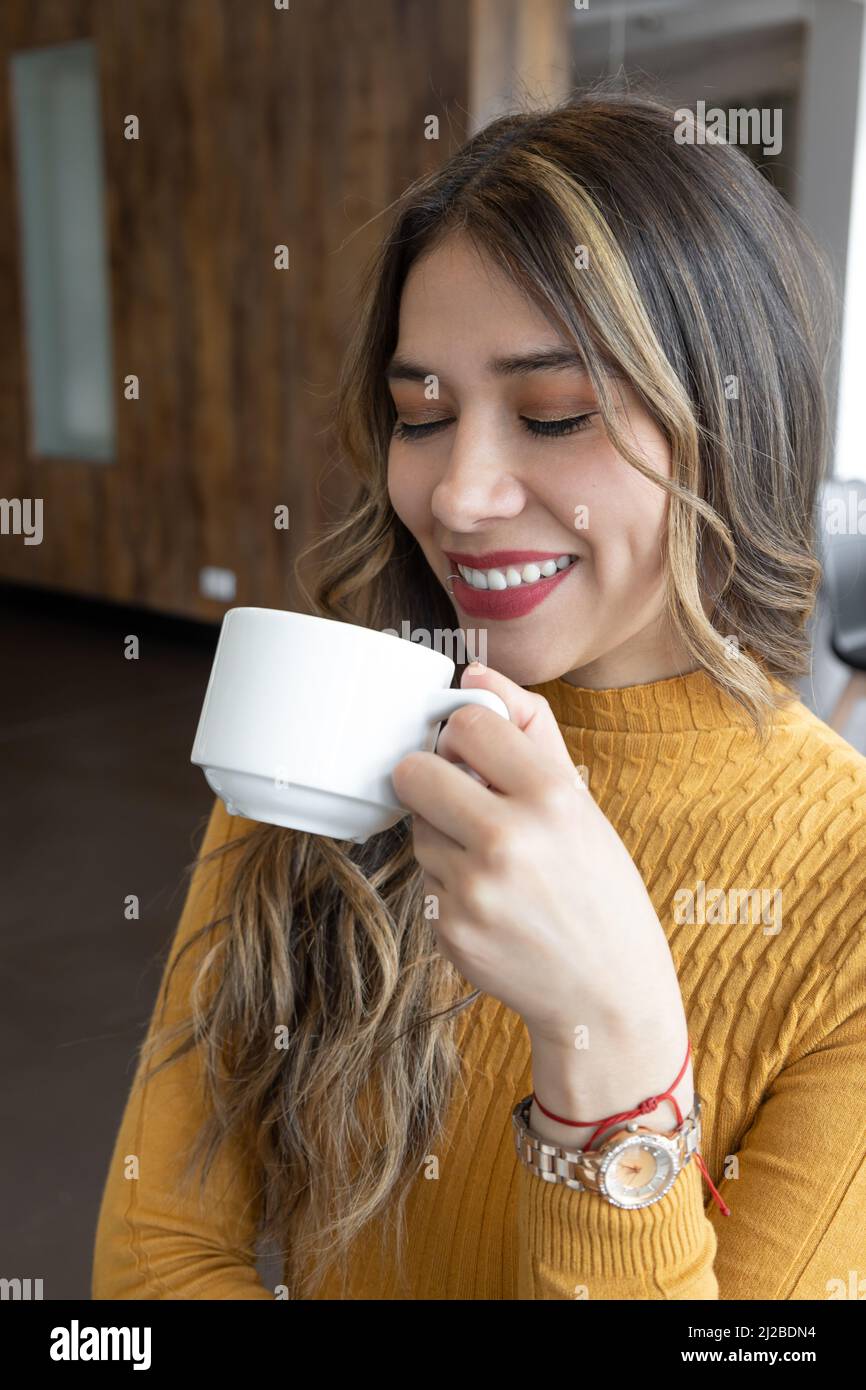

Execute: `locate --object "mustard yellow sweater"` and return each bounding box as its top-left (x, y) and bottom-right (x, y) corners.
top-left (92, 667), bottom-right (866, 1299)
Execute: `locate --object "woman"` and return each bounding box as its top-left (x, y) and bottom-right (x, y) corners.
top-left (92, 88), bottom-right (866, 1300)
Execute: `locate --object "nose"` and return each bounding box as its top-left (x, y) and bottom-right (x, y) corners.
top-left (430, 418), bottom-right (525, 532)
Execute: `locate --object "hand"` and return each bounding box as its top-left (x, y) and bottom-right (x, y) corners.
top-left (391, 662), bottom-right (686, 1052)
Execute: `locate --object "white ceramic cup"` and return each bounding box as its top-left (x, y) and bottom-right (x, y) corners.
top-left (190, 607), bottom-right (510, 843)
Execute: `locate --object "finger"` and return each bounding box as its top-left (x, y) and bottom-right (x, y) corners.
top-left (410, 814), bottom-right (465, 892)
top-left (434, 700), bottom-right (575, 803)
top-left (392, 747), bottom-right (503, 853)
top-left (454, 663), bottom-right (575, 777)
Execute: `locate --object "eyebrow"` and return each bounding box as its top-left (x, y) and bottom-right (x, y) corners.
top-left (385, 347), bottom-right (591, 383)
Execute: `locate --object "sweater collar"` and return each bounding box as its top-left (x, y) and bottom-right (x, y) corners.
top-left (524, 664), bottom-right (792, 734)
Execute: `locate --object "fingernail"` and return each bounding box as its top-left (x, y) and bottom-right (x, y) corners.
top-left (468, 659), bottom-right (485, 669)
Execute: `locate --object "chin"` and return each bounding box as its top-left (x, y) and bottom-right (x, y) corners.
top-left (476, 648), bottom-right (582, 688)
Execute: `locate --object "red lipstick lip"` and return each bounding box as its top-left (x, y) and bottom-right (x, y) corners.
top-left (445, 549), bottom-right (575, 569)
top-left (448, 557), bottom-right (579, 619)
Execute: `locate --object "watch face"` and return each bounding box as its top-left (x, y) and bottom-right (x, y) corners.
top-left (600, 1135), bottom-right (678, 1208)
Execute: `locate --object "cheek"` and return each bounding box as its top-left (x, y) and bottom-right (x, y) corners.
top-left (568, 473), bottom-right (668, 584)
top-left (591, 441), bottom-right (669, 539)
top-left (386, 453), bottom-right (425, 530)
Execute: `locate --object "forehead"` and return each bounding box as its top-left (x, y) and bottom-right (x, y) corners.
top-left (388, 233), bottom-right (631, 396)
top-left (397, 233), bottom-right (552, 331)
top-left (391, 233), bottom-right (620, 389)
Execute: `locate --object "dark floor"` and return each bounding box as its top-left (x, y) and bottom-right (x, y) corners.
top-left (2, 578), bottom-right (863, 1301)
top-left (0, 582), bottom-right (219, 1300)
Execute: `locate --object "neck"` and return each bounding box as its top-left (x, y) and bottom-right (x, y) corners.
top-left (561, 625), bottom-right (701, 691)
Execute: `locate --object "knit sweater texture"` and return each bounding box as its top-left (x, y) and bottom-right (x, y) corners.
top-left (92, 666), bottom-right (866, 1299)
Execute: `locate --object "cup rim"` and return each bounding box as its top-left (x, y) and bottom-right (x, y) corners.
top-left (224, 607), bottom-right (457, 672)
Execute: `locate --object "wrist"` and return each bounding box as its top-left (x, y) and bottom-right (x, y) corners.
top-left (528, 1019), bottom-right (693, 1149)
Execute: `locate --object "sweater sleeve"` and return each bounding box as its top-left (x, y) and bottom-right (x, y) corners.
top-left (517, 937), bottom-right (866, 1300)
top-left (91, 797), bottom-right (274, 1300)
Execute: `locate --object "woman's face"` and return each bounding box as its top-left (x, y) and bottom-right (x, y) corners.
top-left (386, 232), bottom-right (690, 688)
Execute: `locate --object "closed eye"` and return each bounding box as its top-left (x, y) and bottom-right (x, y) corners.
top-left (391, 413), bottom-right (597, 442)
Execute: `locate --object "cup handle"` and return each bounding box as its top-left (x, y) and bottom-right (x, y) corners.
top-left (423, 688), bottom-right (510, 784)
top-left (423, 688), bottom-right (510, 725)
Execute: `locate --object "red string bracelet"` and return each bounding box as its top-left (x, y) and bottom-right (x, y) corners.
top-left (532, 1036), bottom-right (730, 1216)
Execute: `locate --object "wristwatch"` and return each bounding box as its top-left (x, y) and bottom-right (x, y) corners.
top-left (512, 1092), bottom-right (703, 1209)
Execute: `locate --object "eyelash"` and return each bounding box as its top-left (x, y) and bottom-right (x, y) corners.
top-left (391, 413), bottom-right (597, 442)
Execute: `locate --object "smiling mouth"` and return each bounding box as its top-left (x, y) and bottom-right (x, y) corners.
top-left (453, 554), bottom-right (578, 590)
top-left (444, 551), bottom-right (581, 619)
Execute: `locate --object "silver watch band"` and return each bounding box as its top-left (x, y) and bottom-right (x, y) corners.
top-left (512, 1091), bottom-right (703, 1195)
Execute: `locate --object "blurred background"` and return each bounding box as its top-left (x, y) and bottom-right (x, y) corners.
top-left (2, 0), bottom-right (866, 1298)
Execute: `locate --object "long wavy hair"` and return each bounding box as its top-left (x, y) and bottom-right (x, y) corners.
top-left (137, 83), bottom-right (837, 1298)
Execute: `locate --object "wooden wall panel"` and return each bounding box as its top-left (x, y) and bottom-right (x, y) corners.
top-left (470, 0), bottom-right (571, 134)
top-left (0, 0), bottom-right (469, 619)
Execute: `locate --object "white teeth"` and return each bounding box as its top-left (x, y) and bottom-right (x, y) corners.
top-left (456, 555), bottom-right (576, 591)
